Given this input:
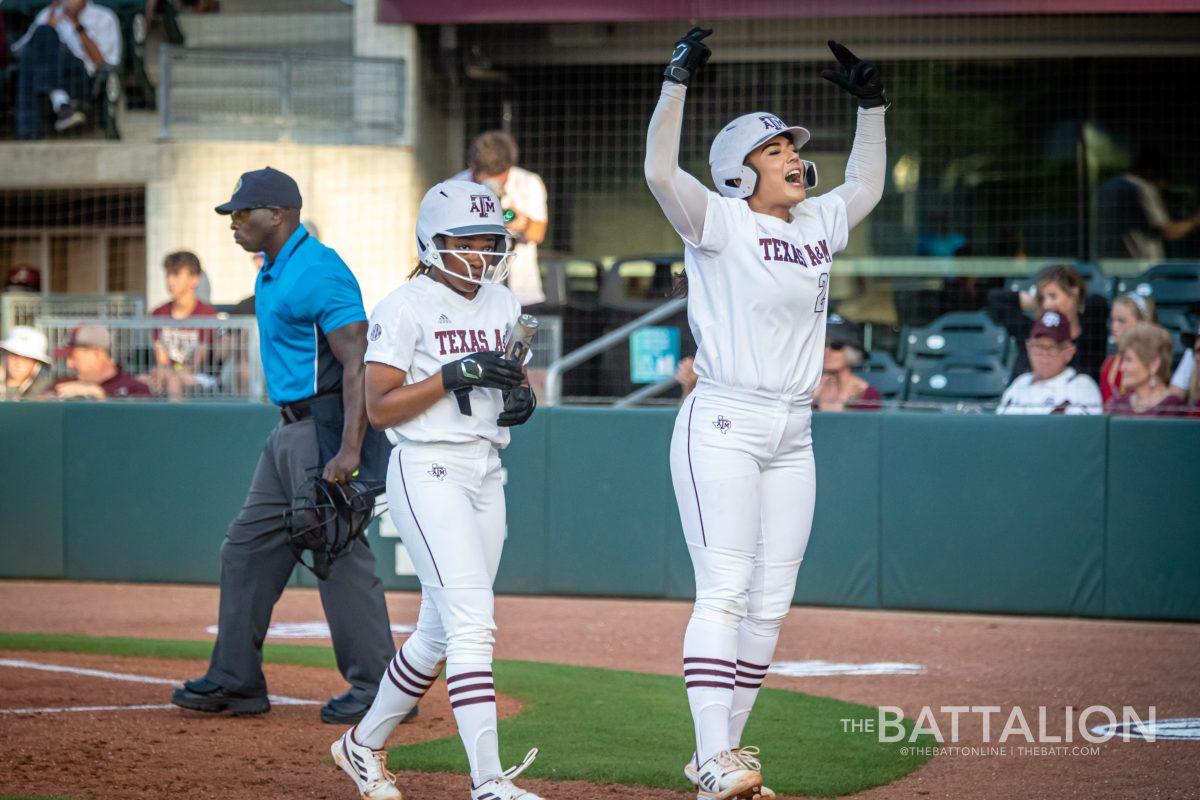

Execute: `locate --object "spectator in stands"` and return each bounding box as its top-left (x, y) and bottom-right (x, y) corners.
top-left (815, 314), bottom-right (881, 412)
top-left (11, 0), bottom-right (122, 138)
top-left (53, 323), bottom-right (150, 399)
top-left (1, 326), bottom-right (54, 400)
top-left (1169, 321), bottom-right (1197, 401)
top-left (453, 131), bottom-right (549, 308)
top-left (997, 311), bottom-right (1102, 415)
top-left (1097, 147), bottom-right (1200, 260)
top-left (144, 251), bottom-right (218, 399)
top-left (1100, 293), bottom-right (1157, 404)
top-left (994, 264), bottom-right (1109, 381)
top-left (1105, 323), bottom-right (1185, 416)
top-left (1175, 323), bottom-right (1200, 409)
top-left (3, 266), bottom-right (42, 293)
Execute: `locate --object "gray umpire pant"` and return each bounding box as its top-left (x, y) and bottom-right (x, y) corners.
top-left (204, 417), bottom-right (394, 701)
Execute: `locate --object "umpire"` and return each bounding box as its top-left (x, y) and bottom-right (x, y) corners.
top-left (170, 167), bottom-right (399, 725)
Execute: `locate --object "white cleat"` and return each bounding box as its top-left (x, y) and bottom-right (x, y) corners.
top-left (471, 748), bottom-right (542, 800)
top-left (332, 727), bottom-right (403, 800)
top-left (687, 748), bottom-right (765, 800)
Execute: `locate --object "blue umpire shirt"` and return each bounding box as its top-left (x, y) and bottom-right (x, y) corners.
top-left (255, 225), bottom-right (367, 406)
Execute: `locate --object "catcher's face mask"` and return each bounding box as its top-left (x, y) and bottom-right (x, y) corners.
top-left (284, 475), bottom-right (384, 580)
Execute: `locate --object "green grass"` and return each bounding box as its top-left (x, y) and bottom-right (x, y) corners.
top-left (0, 632), bottom-right (933, 797)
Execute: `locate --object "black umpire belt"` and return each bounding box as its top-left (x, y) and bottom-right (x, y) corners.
top-left (280, 391), bottom-right (340, 425)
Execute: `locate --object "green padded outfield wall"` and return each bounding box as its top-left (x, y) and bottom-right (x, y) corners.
top-left (1105, 418), bottom-right (1200, 620)
top-left (879, 414), bottom-right (1107, 617)
top-left (0, 403), bottom-right (1196, 620)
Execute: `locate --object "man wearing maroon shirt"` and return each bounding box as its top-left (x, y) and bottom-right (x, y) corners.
top-left (145, 251), bottom-right (219, 399)
top-left (54, 324), bottom-right (150, 399)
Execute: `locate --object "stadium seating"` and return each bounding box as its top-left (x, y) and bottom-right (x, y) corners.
top-left (900, 310), bottom-right (1012, 366)
top-left (856, 350), bottom-right (906, 400)
top-left (0, 0), bottom-right (168, 136)
top-left (905, 354), bottom-right (1011, 406)
top-left (599, 255), bottom-right (684, 313)
top-left (1115, 263), bottom-right (1200, 312)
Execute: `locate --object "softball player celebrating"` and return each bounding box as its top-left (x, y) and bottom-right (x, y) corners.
top-left (645, 29), bottom-right (887, 799)
top-left (332, 179), bottom-right (539, 800)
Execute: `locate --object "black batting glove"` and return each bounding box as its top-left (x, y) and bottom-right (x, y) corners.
top-left (442, 351), bottom-right (523, 393)
top-left (820, 41), bottom-right (886, 109)
top-left (664, 26), bottom-right (712, 86)
top-left (498, 385), bottom-right (536, 427)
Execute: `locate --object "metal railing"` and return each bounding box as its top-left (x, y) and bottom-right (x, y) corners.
top-left (1, 294), bottom-right (145, 339)
top-left (157, 47), bottom-right (408, 145)
top-left (544, 298), bottom-right (686, 407)
top-left (36, 316), bottom-right (264, 401)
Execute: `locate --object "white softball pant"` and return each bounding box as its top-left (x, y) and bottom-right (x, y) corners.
top-left (385, 440), bottom-right (507, 665)
top-left (671, 383), bottom-right (817, 630)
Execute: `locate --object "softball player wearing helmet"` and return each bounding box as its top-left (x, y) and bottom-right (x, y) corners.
top-left (645, 29), bottom-right (887, 800)
top-left (332, 180), bottom-right (539, 800)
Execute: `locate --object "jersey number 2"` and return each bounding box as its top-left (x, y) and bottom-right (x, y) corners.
top-left (814, 272), bottom-right (830, 313)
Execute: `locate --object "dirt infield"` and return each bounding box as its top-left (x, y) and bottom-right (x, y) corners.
top-left (1, 581), bottom-right (1198, 800)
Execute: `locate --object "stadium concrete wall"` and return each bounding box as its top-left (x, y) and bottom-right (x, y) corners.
top-left (1, 403), bottom-right (1196, 620)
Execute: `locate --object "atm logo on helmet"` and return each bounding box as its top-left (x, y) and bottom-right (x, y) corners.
top-left (469, 194), bottom-right (496, 218)
top-left (759, 115), bottom-right (786, 131)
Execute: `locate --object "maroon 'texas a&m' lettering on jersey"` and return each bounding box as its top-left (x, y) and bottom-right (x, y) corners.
top-left (434, 328), bottom-right (507, 356)
top-left (757, 237), bottom-right (831, 267)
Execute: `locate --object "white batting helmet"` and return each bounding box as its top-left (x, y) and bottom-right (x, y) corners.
top-left (416, 180), bottom-right (513, 285)
top-left (709, 112), bottom-right (816, 199)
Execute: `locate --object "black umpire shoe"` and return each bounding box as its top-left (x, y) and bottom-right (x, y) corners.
top-left (171, 676), bottom-right (270, 716)
top-left (320, 690), bottom-right (420, 725)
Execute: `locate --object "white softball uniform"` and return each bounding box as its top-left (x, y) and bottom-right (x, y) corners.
top-left (356, 272), bottom-right (523, 785)
top-left (996, 368), bottom-right (1103, 415)
top-left (365, 273), bottom-right (522, 448)
top-left (646, 80), bottom-right (885, 763)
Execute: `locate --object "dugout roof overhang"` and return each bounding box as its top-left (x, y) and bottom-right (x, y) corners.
top-left (379, 0), bottom-right (1200, 25)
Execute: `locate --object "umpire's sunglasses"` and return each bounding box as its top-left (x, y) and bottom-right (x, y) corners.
top-left (230, 207), bottom-right (280, 224)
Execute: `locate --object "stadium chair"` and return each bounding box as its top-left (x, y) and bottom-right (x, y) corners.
top-left (905, 354), bottom-right (1011, 407)
top-left (600, 255), bottom-right (684, 314)
top-left (539, 257), bottom-right (610, 398)
top-left (597, 255), bottom-right (688, 398)
top-left (856, 350), bottom-right (906, 400)
top-left (900, 310), bottom-right (1011, 366)
top-left (1115, 264), bottom-right (1200, 312)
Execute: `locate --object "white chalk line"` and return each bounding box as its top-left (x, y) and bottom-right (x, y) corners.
top-left (0, 657), bottom-right (321, 714)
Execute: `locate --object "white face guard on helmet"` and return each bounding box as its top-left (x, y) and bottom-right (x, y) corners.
top-left (709, 112), bottom-right (817, 200)
top-left (416, 180), bottom-right (514, 285)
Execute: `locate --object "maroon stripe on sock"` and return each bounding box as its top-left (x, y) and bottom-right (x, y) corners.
top-left (446, 670), bottom-right (492, 685)
top-left (447, 681), bottom-right (494, 697)
top-left (399, 649), bottom-right (437, 683)
top-left (683, 657), bottom-right (736, 668)
top-left (736, 666), bottom-right (768, 676)
top-left (450, 694), bottom-right (496, 709)
top-left (386, 661), bottom-right (425, 698)
top-left (686, 680), bottom-right (734, 690)
top-left (736, 659), bottom-right (770, 670)
top-left (735, 680), bottom-right (764, 689)
top-left (393, 657), bottom-right (435, 690)
top-left (684, 668), bottom-right (735, 679)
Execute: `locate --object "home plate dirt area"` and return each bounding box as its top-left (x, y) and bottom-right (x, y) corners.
top-left (0, 581), bottom-right (1197, 800)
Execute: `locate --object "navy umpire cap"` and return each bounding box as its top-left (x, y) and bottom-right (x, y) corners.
top-left (215, 167), bottom-right (303, 214)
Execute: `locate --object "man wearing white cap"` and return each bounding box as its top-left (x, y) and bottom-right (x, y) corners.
top-left (1, 326), bottom-right (54, 400)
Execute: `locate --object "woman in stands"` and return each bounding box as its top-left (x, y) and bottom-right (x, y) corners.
top-left (814, 315), bottom-right (881, 411)
top-left (1100, 293), bottom-right (1157, 403)
top-left (1105, 323), bottom-right (1186, 416)
top-left (999, 264), bottom-right (1109, 381)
